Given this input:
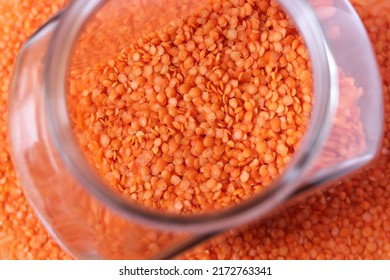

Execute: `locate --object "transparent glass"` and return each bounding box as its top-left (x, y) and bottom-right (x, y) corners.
top-left (8, 0), bottom-right (383, 259)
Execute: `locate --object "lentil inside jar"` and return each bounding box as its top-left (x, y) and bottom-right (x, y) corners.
top-left (67, 0), bottom-right (314, 214)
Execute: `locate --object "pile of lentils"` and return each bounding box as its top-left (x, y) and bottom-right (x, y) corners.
top-left (0, 0), bottom-right (389, 259)
top-left (68, 0), bottom-right (312, 214)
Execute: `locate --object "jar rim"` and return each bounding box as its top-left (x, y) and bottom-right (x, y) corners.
top-left (44, 0), bottom-right (338, 232)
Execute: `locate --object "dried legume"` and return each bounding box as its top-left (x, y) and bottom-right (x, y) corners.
top-left (0, 0), bottom-right (390, 260)
top-left (68, 0), bottom-right (313, 214)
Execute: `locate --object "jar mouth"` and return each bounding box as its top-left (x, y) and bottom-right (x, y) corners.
top-left (44, 0), bottom-right (337, 232)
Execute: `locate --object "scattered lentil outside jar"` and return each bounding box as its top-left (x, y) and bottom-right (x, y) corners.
top-left (8, 0), bottom-right (383, 259)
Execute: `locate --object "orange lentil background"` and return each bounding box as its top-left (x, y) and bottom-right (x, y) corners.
top-left (0, 0), bottom-right (389, 259)
top-left (68, 0), bottom-right (313, 215)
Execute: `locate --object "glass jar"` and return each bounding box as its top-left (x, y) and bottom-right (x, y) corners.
top-left (8, 0), bottom-right (383, 259)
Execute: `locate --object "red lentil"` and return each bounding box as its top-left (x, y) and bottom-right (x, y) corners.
top-left (0, 0), bottom-right (71, 259)
top-left (0, 0), bottom-right (389, 260)
top-left (68, 0), bottom-right (313, 214)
